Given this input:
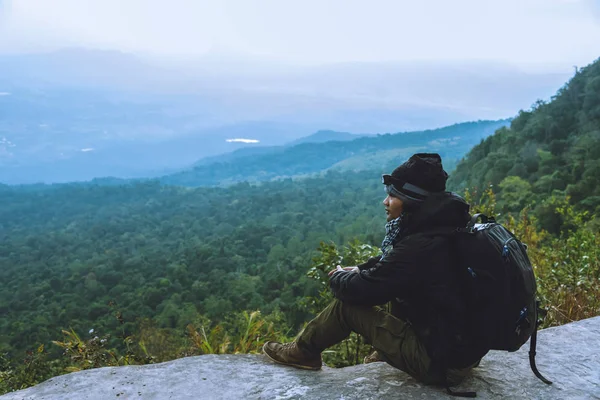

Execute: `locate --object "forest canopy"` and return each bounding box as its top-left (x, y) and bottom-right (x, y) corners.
top-left (448, 58), bottom-right (600, 234)
top-left (1, 57), bottom-right (599, 395)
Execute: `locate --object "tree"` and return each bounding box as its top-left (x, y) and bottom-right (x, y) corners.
top-left (498, 176), bottom-right (534, 213)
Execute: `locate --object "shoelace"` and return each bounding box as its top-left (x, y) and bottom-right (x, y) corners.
top-left (281, 342), bottom-right (297, 351)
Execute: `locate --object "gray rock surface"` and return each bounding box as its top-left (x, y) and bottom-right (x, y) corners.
top-left (2, 316), bottom-right (599, 400)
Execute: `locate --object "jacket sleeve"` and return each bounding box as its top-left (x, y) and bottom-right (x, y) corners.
top-left (329, 236), bottom-right (423, 306)
top-left (357, 256), bottom-right (382, 271)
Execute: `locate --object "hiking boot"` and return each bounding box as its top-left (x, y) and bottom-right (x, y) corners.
top-left (263, 341), bottom-right (322, 371)
top-left (364, 350), bottom-right (384, 364)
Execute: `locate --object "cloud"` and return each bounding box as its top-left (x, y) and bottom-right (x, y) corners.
top-left (0, 0), bottom-right (598, 68)
top-left (226, 139), bottom-right (260, 143)
top-left (0, 0), bottom-right (9, 22)
top-left (0, 0), bottom-right (228, 54)
top-left (587, 0), bottom-right (600, 21)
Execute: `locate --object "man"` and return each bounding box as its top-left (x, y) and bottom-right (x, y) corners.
top-left (263, 153), bottom-right (479, 387)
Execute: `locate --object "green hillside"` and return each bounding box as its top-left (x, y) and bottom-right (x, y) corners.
top-left (0, 120), bottom-right (506, 362)
top-left (448, 58), bottom-right (600, 233)
top-left (0, 172), bottom-right (386, 358)
top-left (287, 130), bottom-right (365, 145)
top-left (3, 60), bottom-right (600, 393)
top-left (161, 120), bottom-right (508, 187)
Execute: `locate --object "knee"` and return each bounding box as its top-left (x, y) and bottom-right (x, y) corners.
top-left (327, 298), bottom-right (345, 315)
top-left (330, 298), bottom-right (343, 306)
top-left (324, 298), bottom-right (357, 321)
top-left (330, 298), bottom-right (366, 309)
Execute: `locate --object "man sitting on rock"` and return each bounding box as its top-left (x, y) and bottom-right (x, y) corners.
top-left (263, 153), bottom-right (480, 386)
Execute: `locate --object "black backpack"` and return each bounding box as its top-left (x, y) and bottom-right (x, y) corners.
top-left (430, 213), bottom-right (553, 397)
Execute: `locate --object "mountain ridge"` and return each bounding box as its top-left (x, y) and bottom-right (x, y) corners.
top-left (161, 119), bottom-right (509, 187)
top-left (448, 57), bottom-right (600, 232)
top-left (0, 48), bottom-right (570, 184)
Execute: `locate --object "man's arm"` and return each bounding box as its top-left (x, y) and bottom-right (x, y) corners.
top-left (329, 238), bottom-right (421, 306)
top-left (357, 256), bottom-right (382, 271)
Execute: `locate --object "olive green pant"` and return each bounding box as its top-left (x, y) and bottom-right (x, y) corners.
top-left (296, 299), bottom-right (474, 385)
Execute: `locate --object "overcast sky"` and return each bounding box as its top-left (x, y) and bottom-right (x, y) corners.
top-left (0, 0), bottom-right (599, 70)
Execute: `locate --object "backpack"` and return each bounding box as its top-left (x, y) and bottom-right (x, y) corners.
top-left (428, 213), bottom-right (553, 397)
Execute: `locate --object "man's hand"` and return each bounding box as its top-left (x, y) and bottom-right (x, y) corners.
top-left (328, 265), bottom-right (359, 277)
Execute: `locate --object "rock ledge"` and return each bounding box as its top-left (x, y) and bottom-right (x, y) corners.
top-left (2, 316), bottom-right (599, 399)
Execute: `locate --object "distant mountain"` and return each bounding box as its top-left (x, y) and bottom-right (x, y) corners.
top-left (287, 130), bottom-right (367, 146)
top-left (448, 57), bottom-right (600, 233)
top-left (190, 130), bottom-right (366, 168)
top-left (188, 131), bottom-right (364, 168)
top-left (0, 49), bottom-right (572, 184)
top-left (161, 120), bottom-right (509, 187)
top-left (0, 88), bottom-right (313, 184)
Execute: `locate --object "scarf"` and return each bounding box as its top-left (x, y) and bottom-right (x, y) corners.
top-left (381, 212), bottom-right (409, 256)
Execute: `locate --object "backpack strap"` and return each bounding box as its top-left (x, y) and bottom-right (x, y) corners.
top-left (419, 214), bottom-right (495, 237)
top-left (529, 302), bottom-right (553, 385)
top-left (467, 213), bottom-right (496, 229)
top-left (416, 226), bottom-right (467, 238)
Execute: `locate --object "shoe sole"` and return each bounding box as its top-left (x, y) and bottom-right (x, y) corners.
top-left (363, 356), bottom-right (384, 364)
top-left (262, 343), bottom-right (322, 371)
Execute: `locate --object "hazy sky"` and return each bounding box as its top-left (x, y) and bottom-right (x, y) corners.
top-left (1, 0), bottom-right (599, 69)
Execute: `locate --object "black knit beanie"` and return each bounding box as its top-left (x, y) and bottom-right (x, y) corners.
top-left (383, 153), bottom-right (448, 208)
top-left (391, 153), bottom-right (448, 192)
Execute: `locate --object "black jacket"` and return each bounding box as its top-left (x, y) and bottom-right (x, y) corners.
top-left (329, 192), bottom-right (473, 366)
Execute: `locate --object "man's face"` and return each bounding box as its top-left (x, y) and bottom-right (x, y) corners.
top-left (383, 194), bottom-right (404, 222)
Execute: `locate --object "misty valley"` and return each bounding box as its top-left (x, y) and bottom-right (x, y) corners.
top-left (0, 50), bottom-right (599, 395)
